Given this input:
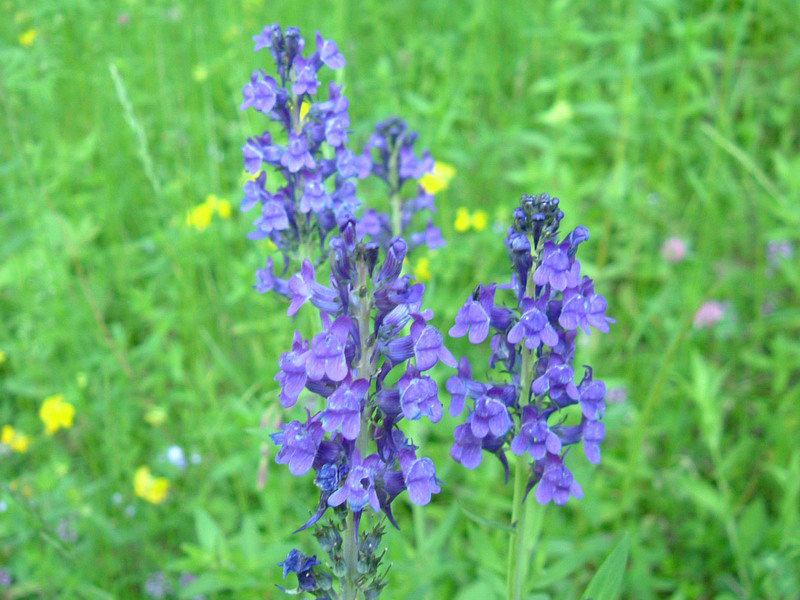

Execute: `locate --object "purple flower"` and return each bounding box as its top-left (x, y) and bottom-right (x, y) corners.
top-left (445, 356), bottom-right (481, 417)
top-left (322, 377), bottom-right (369, 440)
top-left (275, 332), bottom-right (309, 407)
top-left (241, 71), bottom-right (277, 113)
top-left (450, 423), bottom-right (483, 469)
top-left (300, 176), bottom-right (330, 213)
top-left (398, 449), bottom-right (440, 506)
top-left (397, 368), bottom-right (443, 423)
top-left (287, 259), bottom-right (316, 316)
top-left (316, 31), bottom-right (346, 69)
top-left (328, 451), bottom-right (383, 513)
top-left (534, 241), bottom-right (581, 291)
top-left (510, 406), bottom-right (561, 459)
top-left (306, 315), bottom-right (352, 382)
top-left (254, 200), bottom-right (290, 233)
top-left (507, 297), bottom-right (559, 350)
top-left (469, 395), bottom-right (512, 439)
top-left (531, 355), bottom-right (578, 405)
top-left (292, 56), bottom-right (319, 96)
top-left (450, 293), bottom-right (491, 344)
top-left (242, 172), bottom-right (268, 212)
top-left (273, 419), bottom-right (324, 476)
top-left (534, 453), bottom-right (583, 506)
top-left (281, 134), bottom-right (316, 173)
top-left (577, 375), bottom-right (606, 420)
top-left (279, 549), bottom-right (321, 592)
top-left (410, 315), bottom-right (456, 370)
top-left (409, 221), bottom-right (446, 250)
top-left (255, 257), bottom-right (289, 296)
top-left (583, 419), bottom-right (605, 464)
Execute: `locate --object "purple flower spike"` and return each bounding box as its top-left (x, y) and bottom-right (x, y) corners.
top-left (327, 451), bottom-right (383, 513)
top-left (410, 315), bottom-right (457, 371)
top-left (306, 315), bottom-right (352, 382)
top-left (281, 134), bottom-right (316, 173)
top-left (397, 368), bottom-right (442, 423)
top-left (322, 378), bottom-right (369, 440)
top-left (316, 31), bottom-right (346, 69)
top-left (287, 260), bottom-right (316, 316)
top-left (275, 332), bottom-right (309, 407)
top-left (535, 453), bottom-right (583, 506)
top-left (398, 450), bottom-right (440, 506)
top-left (583, 419), bottom-right (605, 464)
top-left (507, 297), bottom-right (559, 350)
top-left (510, 406), bottom-right (561, 460)
top-left (469, 396), bottom-right (512, 439)
top-left (534, 241), bottom-right (581, 291)
top-left (450, 423), bottom-right (483, 469)
top-left (273, 419), bottom-right (324, 477)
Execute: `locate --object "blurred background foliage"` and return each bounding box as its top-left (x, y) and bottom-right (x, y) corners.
top-left (1, 0), bottom-right (799, 598)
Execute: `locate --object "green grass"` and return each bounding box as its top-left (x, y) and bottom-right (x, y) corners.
top-left (2, 0), bottom-right (800, 598)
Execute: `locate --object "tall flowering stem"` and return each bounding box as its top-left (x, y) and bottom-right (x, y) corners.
top-left (359, 118), bottom-right (446, 250)
top-left (447, 194), bottom-right (614, 600)
top-left (270, 217), bottom-right (456, 598)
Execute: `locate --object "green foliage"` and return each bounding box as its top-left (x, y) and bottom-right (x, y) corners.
top-left (2, 0), bottom-right (800, 598)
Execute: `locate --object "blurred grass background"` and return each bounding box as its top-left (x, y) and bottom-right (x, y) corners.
top-left (2, 0), bottom-right (800, 598)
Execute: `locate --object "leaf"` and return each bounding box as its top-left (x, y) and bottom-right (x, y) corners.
top-left (194, 508), bottom-right (223, 554)
top-left (457, 501), bottom-right (515, 533)
top-left (581, 533), bottom-right (630, 600)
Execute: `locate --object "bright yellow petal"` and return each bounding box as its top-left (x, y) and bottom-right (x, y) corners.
top-left (471, 210), bottom-right (488, 232)
top-left (11, 433), bottom-right (30, 453)
top-left (412, 257), bottom-right (432, 282)
top-left (454, 208), bottom-right (471, 232)
top-left (216, 200), bottom-right (232, 219)
top-left (2, 425), bottom-right (15, 445)
top-left (134, 466), bottom-right (153, 499)
top-left (19, 29), bottom-right (37, 47)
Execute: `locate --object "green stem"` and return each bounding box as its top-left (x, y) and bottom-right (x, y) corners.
top-left (506, 241), bottom-right (538, 600)
top-left (507, 455), bottom-right (531, 600)
top-left (341, 259), bottom-right (375, 600)
top-left (388, 135), bottom-right (403, 238)
top-left (343, 511), bottom-right (358, 600)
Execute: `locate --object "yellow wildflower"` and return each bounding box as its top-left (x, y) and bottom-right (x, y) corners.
top-left (2, 425), bottom-right (31, 453)
top-left (19, 28), bottom-right (37, 47)
top-left (186, 202), bottom-right (214, 232)
top-left (192, 64), bottom-right (209, 82)
top-left (0, 350), bottom-right (6, 364)
top-left (144, 406), bottom-right (168, 427)
top-left (454, 208), bottom-right (471, 232)
top-left (419, 161), bottom-right (456, 195)
top-left (471, 210), bottom-right (488, 232)
top-left (40, 394), bottom-right (75, 435)
top-left (216, 199), bottom-right (232, 219)
top-left (134, 466), bottom-right (170, 504)
top-left (412, 257), bottom-right (432, 282)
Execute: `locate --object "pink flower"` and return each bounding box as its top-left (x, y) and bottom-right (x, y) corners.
top-left (117, 13), bottom-right (130, 26)
top-left (661, 237), bottom-right (687, 263)
top-left (693, 301), bottom-right (726, 329)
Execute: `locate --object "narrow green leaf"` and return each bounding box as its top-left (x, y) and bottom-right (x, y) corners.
top-left (457, 501), bottom-right (515, 533)
top-left (581, 533), bottom-right (630, 600)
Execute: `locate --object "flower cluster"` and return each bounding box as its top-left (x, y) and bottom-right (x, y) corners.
top-left (448, 193), bottom-right (613, 505)
top-left (271, 220), bottom-right (455, 597)
top-left (358, 117), bottom-right (445, 250)
top-left (241, 25), bottom-right (369, 292)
